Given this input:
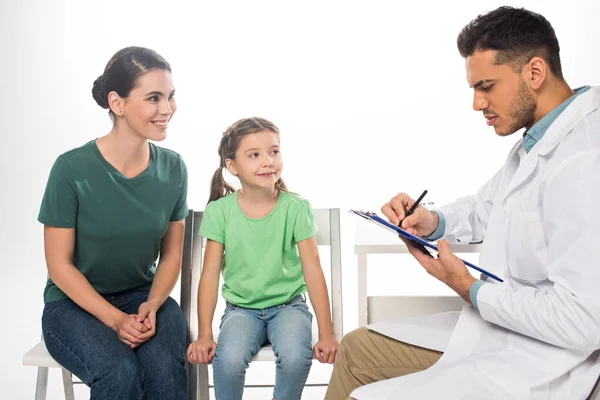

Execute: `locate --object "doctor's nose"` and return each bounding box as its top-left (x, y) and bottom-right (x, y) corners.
top-left (472, 92), bottom-right (489, 112)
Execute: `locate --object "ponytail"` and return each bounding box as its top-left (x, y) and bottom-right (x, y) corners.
top-left (275, 177), bottom-right (288, 192)
top-left (208, 167), bottom-right (235, 204)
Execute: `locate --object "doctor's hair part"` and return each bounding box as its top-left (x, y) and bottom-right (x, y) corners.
top-left (92, 46), bottom-right (171, 118)
top-left (457, 6), bottom-right (563, 79)
top-left (208, 117), bottom-right (288, 204)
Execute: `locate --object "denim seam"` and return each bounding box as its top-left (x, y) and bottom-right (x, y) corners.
top-left (252, 318), bottom-right (267, 356)
top-left (42, 321), bottom-right (91, 381)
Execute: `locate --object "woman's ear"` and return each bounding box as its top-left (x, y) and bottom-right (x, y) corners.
top-left (108, 91), bottom-right (125, 116)
top-left (225, 158), bottom-right (238, 176)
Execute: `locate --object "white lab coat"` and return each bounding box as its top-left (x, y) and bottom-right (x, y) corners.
top-left (355, 87), bottom-right (600, 400)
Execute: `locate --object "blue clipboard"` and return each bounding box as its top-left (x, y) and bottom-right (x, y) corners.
top-left (350, 209), bottom-right (503, 283)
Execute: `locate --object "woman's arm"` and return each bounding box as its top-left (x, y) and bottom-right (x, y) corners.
top-left (137, 219), bottom-right (185, 339)
top-left (298, 236), bottom-right (338, 363)
top-left (146, 219), bottom-right (186, 308)
top-left (44, 226), bottom-right (147, 347)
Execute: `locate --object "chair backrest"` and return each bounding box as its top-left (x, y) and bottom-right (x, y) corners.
top-left (179, 208), bottom-right (343, 396)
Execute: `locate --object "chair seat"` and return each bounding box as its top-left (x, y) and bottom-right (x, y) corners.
top-left (23, 341), bottom-right (62, 368)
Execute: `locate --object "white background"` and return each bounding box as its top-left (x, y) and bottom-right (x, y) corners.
top-left (1, 0), bottom-right (598, 398)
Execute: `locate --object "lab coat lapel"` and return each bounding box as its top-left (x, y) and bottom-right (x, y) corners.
top-left (503, 88), bottom-right (599, 200)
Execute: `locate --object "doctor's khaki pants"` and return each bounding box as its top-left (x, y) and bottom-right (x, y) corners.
top-left (325, 327), bottom-right (443, 400)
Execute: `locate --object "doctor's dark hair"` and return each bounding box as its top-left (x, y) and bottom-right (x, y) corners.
top-left (208, 117), bottom-right (287, 204)
top-left (457, 6), bottom-right (563, 79)
top-left (92, 46), bottom-right (171, 117)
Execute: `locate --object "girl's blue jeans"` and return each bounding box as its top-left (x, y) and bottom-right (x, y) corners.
top-left (213, 294), bottom-right (313, 400)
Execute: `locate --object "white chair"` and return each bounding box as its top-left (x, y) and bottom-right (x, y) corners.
top-left (22, 340), bottom-right (76, 400)
top-left (183, 209), bottom-right (343, 400)
top-left (23, 212), bottom-right (197, 400)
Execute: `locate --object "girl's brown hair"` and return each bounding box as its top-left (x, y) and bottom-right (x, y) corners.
top-left (208, 117), bottom-right (287, 204)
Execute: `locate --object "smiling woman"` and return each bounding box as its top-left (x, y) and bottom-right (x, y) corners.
top-left (37, 47), bottom-right (189, 400)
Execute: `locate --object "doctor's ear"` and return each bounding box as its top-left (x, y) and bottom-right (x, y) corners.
top-left (525, 56), bottom-right (547, 91)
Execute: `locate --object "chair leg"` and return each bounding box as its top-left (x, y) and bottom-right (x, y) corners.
top-left (34, 367), bottom-right (49, 400)
top-left (61, 368), bottom-right (75, 400)
top-left (187, 362), bottom-right (199, 400)
top-left (198, 364), bottom-right (210, 400)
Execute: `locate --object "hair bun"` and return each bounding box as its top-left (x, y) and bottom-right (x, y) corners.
top-left (92, 75), bottom-right (109, 109)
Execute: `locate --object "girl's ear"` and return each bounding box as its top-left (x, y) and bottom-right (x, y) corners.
top-left (225, 158), bottom-right (238, 176)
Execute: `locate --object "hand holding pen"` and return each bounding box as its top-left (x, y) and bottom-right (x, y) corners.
top-left (398, 190), bottom-right (428, 228)
top-left (381, 190), bottom-right (438, 237)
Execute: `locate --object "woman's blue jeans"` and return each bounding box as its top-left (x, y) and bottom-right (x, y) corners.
top-left (42, 290), bottom-right (188, 400)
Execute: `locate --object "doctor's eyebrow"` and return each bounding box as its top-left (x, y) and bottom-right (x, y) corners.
top-left (471, 79), bottom-right (496, 89)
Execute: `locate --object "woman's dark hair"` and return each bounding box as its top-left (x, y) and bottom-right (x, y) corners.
top-left (92, 46), bottom-right (171, 116)
top-left (457, 6), bottom-right (563, 78)
top-left (208, 117), bottom-right (287, 204)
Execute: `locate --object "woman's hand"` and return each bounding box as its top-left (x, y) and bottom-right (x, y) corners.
top-left (113, 312), bottom-right (150, 349)
top-left (135, 301), bottom-right (158, 342)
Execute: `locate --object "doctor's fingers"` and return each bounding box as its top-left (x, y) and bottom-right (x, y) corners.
top-left (382, 193), bottom-right (412, 224)
top-left (402, 237), bottom-right (428, 261)
top-left (400, 215), bottom-right (420, 234)
top-left (437, 241), bottom-right (466, 271)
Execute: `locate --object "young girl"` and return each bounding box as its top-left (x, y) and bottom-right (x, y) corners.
top-left (187, 117), bottom-right (338, 399)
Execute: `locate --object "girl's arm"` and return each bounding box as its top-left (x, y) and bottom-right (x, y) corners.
top-left (197, 239), bottom-right (223, 339)
top-left (137, 219), bottom-right (186, 339)
top-left (44, 226), bottom-right (148, 347)
top-left (298, 236), bottom-right (338, 364)
top-left (187, 239), bottom-right (223, 364)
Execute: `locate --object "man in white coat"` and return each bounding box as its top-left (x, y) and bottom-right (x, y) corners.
top-left (325, 6), bottom-right (600, 400)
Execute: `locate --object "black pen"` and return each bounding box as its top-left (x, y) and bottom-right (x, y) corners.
top-left (398, 190), bottom-right (428, 228)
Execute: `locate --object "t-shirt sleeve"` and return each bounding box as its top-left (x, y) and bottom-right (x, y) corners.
top-left (293, 199), bottom-right (318, 243)
top-left (38, 156), bottom-right (78, 228)
top-left (199, 201), bottom-right (225, 244)
top-left (169, 156), bottom-right (189, 222)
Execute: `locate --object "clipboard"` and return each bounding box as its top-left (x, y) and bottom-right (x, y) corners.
top-left (350, 209), bottom-right (503, 283)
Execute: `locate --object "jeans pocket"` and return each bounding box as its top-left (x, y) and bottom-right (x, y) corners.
top-left (285, 294), bottom-right (306, 306)
top-left (219, 302), bottom-right (240, 327)
top-left (284, 296), bottom-right (312, 321)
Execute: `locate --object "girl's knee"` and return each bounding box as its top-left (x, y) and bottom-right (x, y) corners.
top-left (213, 344), bottom-right (253, 375)
top-left (276, 345), bottom-right (313, 371)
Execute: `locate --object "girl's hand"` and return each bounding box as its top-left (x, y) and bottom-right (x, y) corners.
top-left (187, 336), bottom-right (217, 364)
top-left (313, 335), bottom-right (338, 364)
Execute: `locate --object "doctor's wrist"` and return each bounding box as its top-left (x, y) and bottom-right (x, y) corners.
top-left (426, 211), bottom-right (439, 236)
top-left (451, 274), bottom-right (477, 304)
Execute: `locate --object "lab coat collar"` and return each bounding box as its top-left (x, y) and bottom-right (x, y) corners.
top-left (504, 86), bottom-right (600, 199)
